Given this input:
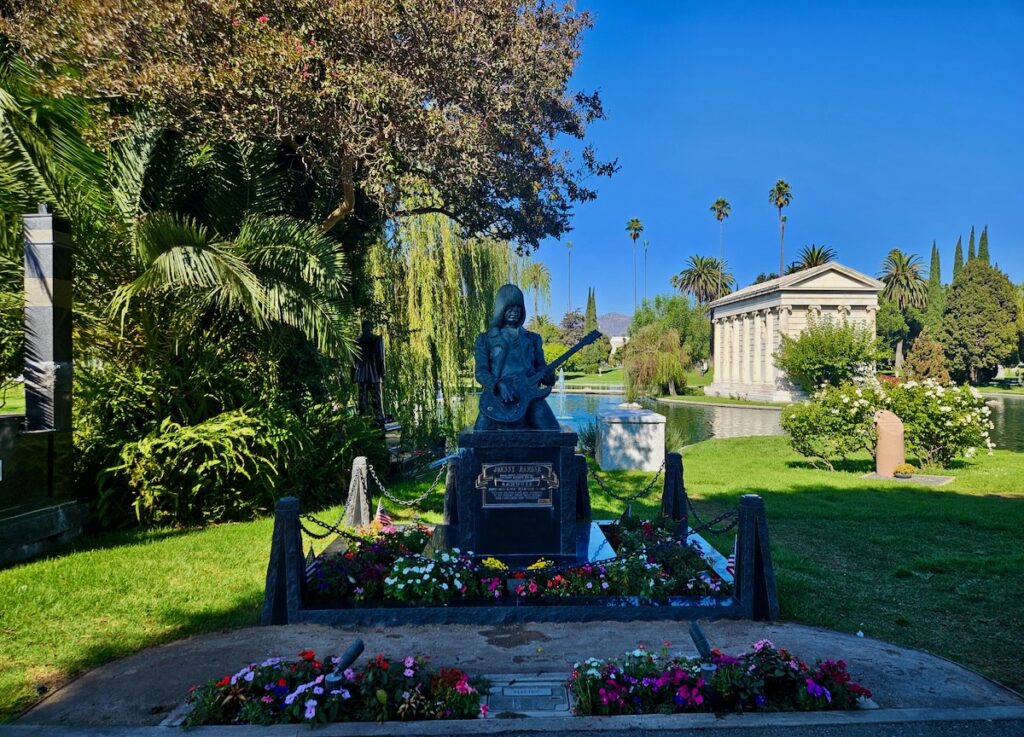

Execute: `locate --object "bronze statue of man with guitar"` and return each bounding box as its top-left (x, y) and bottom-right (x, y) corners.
top-left (475, 284), bottom-right (600, 431)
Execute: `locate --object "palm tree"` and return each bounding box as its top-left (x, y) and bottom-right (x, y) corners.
top-left (565, 240), bottom-right (573, 314)
top-left (710, 198), bottom-right (731, 298)
top-left (625, 218), bottom-right (644, 312)
top-left (671, 255), bottom-right (735, 305)
top-left (879, 248), bottom-right (928, 369)
top-left (521, 260), bottom-right (551, 317)
top-left (643, 239), bottom-right (650, 302)
top-left (788, 244), bottom-right (837, 273)
top-left (769, 180), bottom-right (792, 276)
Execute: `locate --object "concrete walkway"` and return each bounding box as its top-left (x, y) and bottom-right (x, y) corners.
top-left (6, 620), bottom-right (1023, 735)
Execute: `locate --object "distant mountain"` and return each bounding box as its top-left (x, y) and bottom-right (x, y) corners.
top-left (598, 312), bottom-right (631, 337)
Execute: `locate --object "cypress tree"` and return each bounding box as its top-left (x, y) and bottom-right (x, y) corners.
top-left (978, 225), bottom-right (990, 264)
top-left (924, 240), bottom-right (946, 334)
top-left (967, 226), bottom-right (976, 261)
top-left (953, 236), bottom-right (963, 279)
top-left (584, 287), bottom-right (598, 331)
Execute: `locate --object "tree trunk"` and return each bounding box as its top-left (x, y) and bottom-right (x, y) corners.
top-left (667, 377), bottom-right (677, 396)
top-left (894, 339), bottom-right (904, 372)
top-left (778, 209), bottom-right (785, 276)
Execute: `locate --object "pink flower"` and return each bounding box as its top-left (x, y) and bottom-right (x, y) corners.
top-left (257, 14), bottom-right (269, 23)
top-left (403, 668), bottom-right (414, 677)
top-left (404, 656), bottom-right (415, 668)
top-left (480, 703), bottom-right (489, 717)
top-left (231, 18), bottom-right (241, 26)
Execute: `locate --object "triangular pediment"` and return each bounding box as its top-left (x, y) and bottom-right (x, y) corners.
top-left (783, 264), bottom-right (883, 292)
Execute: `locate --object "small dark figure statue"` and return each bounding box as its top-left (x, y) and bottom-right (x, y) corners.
top-left (474, 284), bottom-right (559, 431)
top-left (353, 320), bottom-right (386, 425)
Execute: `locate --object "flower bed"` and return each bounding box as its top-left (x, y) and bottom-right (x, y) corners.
top-left (185, 649), bottom-right (488, 726)
top-left (305, 517), bottom-right (731, 607)
top-left (569, 640), bottom-right (872, 715)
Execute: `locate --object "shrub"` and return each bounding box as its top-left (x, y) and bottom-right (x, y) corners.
top-left (774, 317), bottom-right (884, 393)
top-left (884, 380), bottom-right (994, 467)
top-left (780, 383), bottom-right (882, 470)
top-left (903, 329), bottom-right (950, 383)
top-left (781, 379), bottom-right (994, 469)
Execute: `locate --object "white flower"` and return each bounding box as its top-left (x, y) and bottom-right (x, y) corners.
top-left (441, 583), bottom-right (449, 590)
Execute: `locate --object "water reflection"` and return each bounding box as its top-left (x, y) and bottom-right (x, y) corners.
top-left (551, 392), bottom-right (1024, 452)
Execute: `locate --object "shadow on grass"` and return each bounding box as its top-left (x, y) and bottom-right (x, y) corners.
top-left (783, 457), bottom-right (971, 473)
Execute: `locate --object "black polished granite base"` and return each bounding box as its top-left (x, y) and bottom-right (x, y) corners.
top-left (452, 429), bottom-right (580, 561)
top-left (428, 520), bottom-right (616, 569)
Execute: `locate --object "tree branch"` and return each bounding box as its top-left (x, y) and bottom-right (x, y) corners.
top-left (319, 150), bottom-right (355, 233)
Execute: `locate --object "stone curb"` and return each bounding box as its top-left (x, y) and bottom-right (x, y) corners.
top-left (654, 398), bottom-right (784, 411)
top-left (4, 706), bottom-right (1024, 737)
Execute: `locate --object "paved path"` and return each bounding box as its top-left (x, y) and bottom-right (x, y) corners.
top-left (7, 619), bottom-right (1022, 735)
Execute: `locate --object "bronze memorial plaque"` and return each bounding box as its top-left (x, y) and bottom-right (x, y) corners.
top-left (476, 463), bottom-right (558, 508)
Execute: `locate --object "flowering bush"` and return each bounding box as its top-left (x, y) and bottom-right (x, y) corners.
top-left (782, 378), bottom-right (994, 469)
top-left (383, 552), bottom-right (479, 604)
top-left (884, 380), bottom-right (994, 467)
top-left (781, 382), bottom-right (883, 470)
top-left (185, 650), bottom-right (488, 726)
top-left (568, 641), bottom-right (872, 716)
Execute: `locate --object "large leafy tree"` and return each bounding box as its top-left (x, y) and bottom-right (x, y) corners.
top-left (519, 260), bottom-right (551, 319)
top-left (671, 255), bottom-right (734, 305)
top-left (630, 293), bottom-right (711, 365)
top-left (622, 325), bottom-right (690, 398)
top-left (940, 260), bottom-right (1020, 384)
top-left (768, 179), bottom-right (792, 276)
top-left (577, 287), bottom-right (610, 372)
top-left (2, 1), bottom-right (615, 248)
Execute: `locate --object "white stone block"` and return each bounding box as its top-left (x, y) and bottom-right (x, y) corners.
top-left (596, 409), bottom-right (666, 471)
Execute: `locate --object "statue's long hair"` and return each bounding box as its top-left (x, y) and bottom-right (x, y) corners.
top-left (488, 283), bottom-right (527, 330)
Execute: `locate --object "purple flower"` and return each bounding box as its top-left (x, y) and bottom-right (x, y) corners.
top-left (304, 699), bottom-right (317, 720)
top-left (404, 656), bottom-right (415, 668)
top-left (805, 678), bottom-right (832, 702)
top-left (404, 668), bottom-right (415, 677)
top-left (343, 668), bottom-right (355, 681)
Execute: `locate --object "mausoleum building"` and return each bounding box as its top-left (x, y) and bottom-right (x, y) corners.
top-left (706, 263), bottom-right (883, 402)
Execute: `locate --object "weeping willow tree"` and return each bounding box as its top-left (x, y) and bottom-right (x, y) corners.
top-left (367, 213), bottom-right (528, 442)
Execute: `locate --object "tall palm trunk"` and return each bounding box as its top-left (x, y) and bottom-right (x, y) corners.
top-left (567, 248), bottom-right (571, 314)
top-left (778, 208), bottom-right (785, 275)
top-left (632, 239), bottom-right (637, 313)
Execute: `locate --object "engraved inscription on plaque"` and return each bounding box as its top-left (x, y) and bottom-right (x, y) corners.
top-left (476, 463), bottom-right (558, 508)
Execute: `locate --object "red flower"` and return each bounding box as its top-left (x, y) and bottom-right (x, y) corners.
top-left (277, 678), bottom-right (287, 687)
top-left (216, 676), bottom-right (230, 688)
top-left (257, 15), bottom-right (269, 24)
top-left (299, 649), bottom-right (315, 661)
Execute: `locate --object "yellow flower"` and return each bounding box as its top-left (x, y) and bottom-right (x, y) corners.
top-left (481, 557), bottom-right (508, 571)
top-left (527, 558), bottom-right (555, 571)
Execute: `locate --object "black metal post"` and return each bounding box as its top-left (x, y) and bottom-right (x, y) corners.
top-left (734, 494), bottom-right (780, 621)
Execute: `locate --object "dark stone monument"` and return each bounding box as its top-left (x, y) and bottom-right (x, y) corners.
top-left (447, 284), bottom-right (589, 565)
top-left (0, 205), bottom-right (84, 566)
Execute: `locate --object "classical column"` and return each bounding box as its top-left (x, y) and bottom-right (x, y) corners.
top-left (713, 319), bottom-right (722, 381)
top-left (729, 316), bottom-right (739, 383)
top-left (753, 310), bottom-right (764, 384)
top-left (865, 305), bottom-right (878, 338)
top-left (765, 307), bottom-right (776, 386)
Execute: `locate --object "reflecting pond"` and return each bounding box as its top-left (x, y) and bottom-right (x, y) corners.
top-left (552, 392), bottom-right (1024, 453)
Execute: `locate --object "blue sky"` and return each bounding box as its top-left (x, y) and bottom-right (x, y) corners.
top-left (533, 0), bottom-right (1024, 319)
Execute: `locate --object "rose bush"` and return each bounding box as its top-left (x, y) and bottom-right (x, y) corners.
top-left (781, 379), bottom-right (993, 469)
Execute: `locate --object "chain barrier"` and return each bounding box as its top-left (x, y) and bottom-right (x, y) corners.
top-left (368, 459), bottom-right (447, 508)
top-left (587, 457), bottom-right (666, 503)
top-left (686, 497), bottom-right (739, 535)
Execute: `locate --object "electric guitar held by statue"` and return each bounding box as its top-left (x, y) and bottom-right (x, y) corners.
top-left (478, 330), bottom-right (602, 424)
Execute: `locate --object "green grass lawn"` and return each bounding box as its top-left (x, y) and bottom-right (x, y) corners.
top-left (980, 385), bottom-right (1024, 395)
top-left (2, 435), bottom-right (1022, 720)
top-left (564, 367), bottom-right (624, 386)
top-left (0, 383), bottom-right (25, 415)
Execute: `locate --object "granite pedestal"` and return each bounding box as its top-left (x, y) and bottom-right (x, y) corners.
top-left (596, 408), bottom-right (666, 471)
top-left (453, 429), bottom-right (579, 567)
